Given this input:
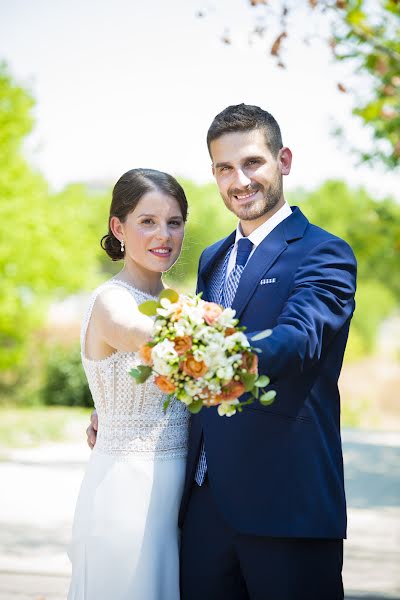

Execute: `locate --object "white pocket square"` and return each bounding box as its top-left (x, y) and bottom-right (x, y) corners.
top-left (260, 278), bottom-right (277, 285)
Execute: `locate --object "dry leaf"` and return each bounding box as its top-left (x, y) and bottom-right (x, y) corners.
top-left (375, 56), bottom-right (389, 75)
top-left (271, 32), bottom-right (287, 56)
top-left (336, 0), bottom-right (347, 8)
top-left (337, 83), bottom-right (347, 93)
top-left (249, 0), bottom-right (267, 5)
top-left (383, 85), bottom-right (396, 96)
top-left (309, 0), bottom-right (318, 7)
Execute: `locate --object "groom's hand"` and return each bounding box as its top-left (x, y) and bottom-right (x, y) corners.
top-left (86, 410), bottom-right (98, 449)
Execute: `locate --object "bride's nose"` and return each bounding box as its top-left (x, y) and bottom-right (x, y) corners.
top-left (155, 222), bottom-right (171, 241)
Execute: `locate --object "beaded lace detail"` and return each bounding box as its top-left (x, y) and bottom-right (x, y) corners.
top-left (81, 280), bottom-right (189, 460)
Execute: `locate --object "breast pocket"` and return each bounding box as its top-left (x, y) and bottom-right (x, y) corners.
top-left (259, 277), bottom-right (279, 287)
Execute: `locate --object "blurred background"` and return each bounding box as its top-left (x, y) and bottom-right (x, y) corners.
top-left (0, 1), bottom-right (399, 598)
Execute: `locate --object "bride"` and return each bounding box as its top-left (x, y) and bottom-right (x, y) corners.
top-left (67, 168), bottom-right (190, 600)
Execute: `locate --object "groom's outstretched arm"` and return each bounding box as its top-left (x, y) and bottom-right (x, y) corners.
top-left (250, 237), bottom-right (357, 382)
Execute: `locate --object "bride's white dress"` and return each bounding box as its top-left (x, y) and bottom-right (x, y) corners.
top-left (68, 280), bottom-right (189, 600)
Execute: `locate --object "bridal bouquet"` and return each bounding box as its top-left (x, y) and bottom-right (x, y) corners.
top-left (129, 290), bottom-right (275, 417)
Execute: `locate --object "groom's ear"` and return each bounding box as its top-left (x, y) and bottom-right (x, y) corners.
top-left (279, 147), bottom-right (292, 176)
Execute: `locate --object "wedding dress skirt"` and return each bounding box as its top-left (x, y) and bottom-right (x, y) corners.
top-left (67, 281), bottom-right (189, 600)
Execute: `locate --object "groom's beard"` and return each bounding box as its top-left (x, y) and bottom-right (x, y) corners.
top-left (223, 175), bottom-right (283, 222)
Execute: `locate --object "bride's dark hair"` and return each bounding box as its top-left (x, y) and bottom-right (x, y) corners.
top-left (101, 168), bottom-right (188, 261)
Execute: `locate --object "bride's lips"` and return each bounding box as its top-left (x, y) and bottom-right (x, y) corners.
top-left (148, 246), bottom-right (173, 258)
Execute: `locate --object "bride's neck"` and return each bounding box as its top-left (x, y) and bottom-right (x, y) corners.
top-left (115, 263), bottom-right (164, 297)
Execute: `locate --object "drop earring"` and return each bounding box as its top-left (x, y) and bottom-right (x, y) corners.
top-left (120, 239), bottom-right (125, 253)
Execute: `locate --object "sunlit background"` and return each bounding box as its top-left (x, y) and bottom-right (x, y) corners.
top-left (0, 1), bottom-right (399, 598)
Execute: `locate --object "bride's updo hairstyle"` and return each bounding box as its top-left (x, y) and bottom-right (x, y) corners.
top-left (101, 168), bottom-right (188, 261)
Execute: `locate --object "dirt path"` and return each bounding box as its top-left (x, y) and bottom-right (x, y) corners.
top-left (0, 431), bottom-right (399, 599)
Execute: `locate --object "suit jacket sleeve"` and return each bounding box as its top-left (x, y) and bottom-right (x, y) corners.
top-left (250, 237), bottom-right (357, 382)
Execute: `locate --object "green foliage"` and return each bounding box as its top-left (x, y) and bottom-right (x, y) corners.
top-left (332, 0), bottom-right (400, 168)
top-left (40, 345), bottom-right (92, 407)
top-left (0, 406), bottom-right (90, 448)
top-left (232, 1), bottom-right (400, 167)
top-left (294, 180), bottom-right (400, 299)
top-left (0, 64), bottom-right (110, 371)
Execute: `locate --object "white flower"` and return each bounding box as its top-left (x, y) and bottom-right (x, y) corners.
top-left (217, 400), bottom-right (239, 417)
top-left (193, 347), bottom-right (207, 363)
top-left (216, 308), bottom-right (237, 327)
top-left (184, 380), bottom-right (203, 398)
top-left (151, 339), bottom-right (178, 376)
top-left (216, 365), bottom-right (234, 382)
top-left (223, 331), bottom-right (250, 351)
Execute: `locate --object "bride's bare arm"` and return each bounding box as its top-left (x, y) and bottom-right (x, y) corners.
top-left (90, 287), bottom-right (155, 354)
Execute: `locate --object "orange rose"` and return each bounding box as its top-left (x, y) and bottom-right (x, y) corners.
top-left (139, 343), bottom-right (153, 365)
top-left (174, 336), bottom-right (192, 355)
top-left (200, 387), bottom-right (218, 407)
top-left (182, 354), bottom-right (208, 378)
top-left (203, 302), bottom-right (223, 325)
top-left (215, 381), bottom-right (245, 403)
top-left (224, 327), bottom-right (237, 337)
top-left (241, 351), bottom-right (258, 375)
top-left (154, 375), bottom-right (176, 394)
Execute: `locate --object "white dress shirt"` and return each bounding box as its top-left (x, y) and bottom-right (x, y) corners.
top-left (226, 202), bottom-right (292, 280)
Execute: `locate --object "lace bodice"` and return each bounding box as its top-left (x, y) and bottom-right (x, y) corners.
top-left (81, 280), bottom-right (189, 459)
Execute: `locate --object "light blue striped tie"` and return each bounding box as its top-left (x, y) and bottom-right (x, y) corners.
top-left (194, 237), bottom-right (253, 485)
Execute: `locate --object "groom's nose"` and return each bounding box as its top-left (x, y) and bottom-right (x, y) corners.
top-left (234, 168), bottom-right (252, 188)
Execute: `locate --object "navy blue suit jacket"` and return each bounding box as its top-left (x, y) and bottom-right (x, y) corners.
top-left (178, 207), bottom-right (357, 539)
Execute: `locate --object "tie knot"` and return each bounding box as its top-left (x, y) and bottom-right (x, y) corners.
top-left (236, 237), bottom-right (253, 267)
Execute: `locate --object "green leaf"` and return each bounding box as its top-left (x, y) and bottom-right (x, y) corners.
top-left (187, 398), bottom-right (204, 414)
top-left (251, 329), bottom-right (272, 342)
top-left (260, 390), bottom-right (276, 406)
top-left (254, 375), bottom-right (270, 387)
top-left (129, 365), bottom-right (152, 383)
top-left (163, 397), bottom-right (171, 413)
top-left (138, 300), bottom-right (159, 316)
top-left (159, 288), bottom-right (179, 303)
top-left (240, 372), bottom-right (257, 392)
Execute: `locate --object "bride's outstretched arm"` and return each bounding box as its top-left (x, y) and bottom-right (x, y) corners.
top-left (90, 286), bottom-right (154, 354)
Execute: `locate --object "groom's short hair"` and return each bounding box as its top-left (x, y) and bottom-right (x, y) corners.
top-left (207, 103), bottom-right (283, 159)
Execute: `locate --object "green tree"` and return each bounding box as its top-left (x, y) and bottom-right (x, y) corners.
top-left (0, 65), bottom-right (108, 373)
top-left (208, 0), bottom-right (400, 167)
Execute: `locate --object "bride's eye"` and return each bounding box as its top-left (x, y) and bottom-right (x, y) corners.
top-left (141, 219), bottom-right (155, 225)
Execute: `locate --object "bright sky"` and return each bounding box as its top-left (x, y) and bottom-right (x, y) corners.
top-left (1, 0), bottom-right (398, 200)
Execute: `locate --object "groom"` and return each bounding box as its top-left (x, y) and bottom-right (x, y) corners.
top-left (88, 104), bottom-right (356, 599)
top-left (178, 104), bottom-right (356, 600)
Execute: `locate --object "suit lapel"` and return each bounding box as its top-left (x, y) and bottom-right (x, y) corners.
top-left (197, 231), bottom-right (236, 296)
top-left (232, 206), bottom-right (308, 319)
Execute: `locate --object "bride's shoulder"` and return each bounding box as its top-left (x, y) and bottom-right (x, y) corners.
top-left (89, 280), bottom-right (141, 316)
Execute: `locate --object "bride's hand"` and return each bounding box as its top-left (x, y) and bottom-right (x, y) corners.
top-left (86, 410), bottom-right (98, 449)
